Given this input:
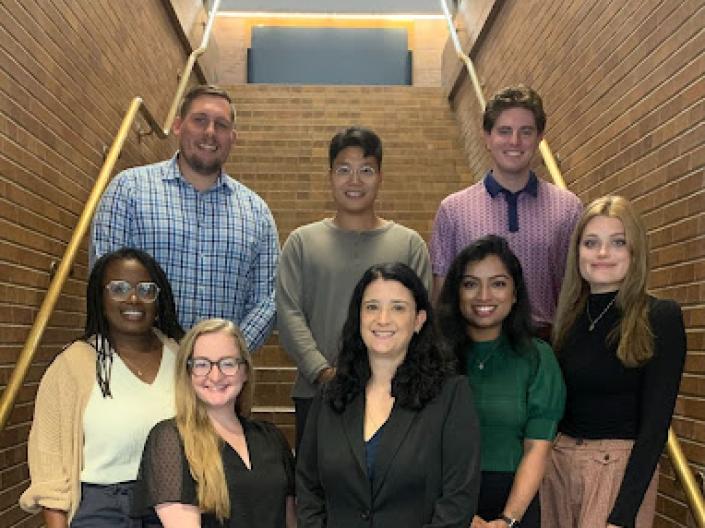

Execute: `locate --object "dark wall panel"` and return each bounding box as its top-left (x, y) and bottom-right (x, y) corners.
top-left (249, 27), bottom-right (410, 85)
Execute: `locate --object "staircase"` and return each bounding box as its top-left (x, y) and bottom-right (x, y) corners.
top-left (224, 84), bottom-right (472, 447)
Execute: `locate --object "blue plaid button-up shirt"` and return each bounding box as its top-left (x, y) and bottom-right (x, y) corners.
top-left (91, 154), bottom-right (279, 351)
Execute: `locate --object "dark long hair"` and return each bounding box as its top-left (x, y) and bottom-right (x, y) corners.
top-left (84, 247), bottom-right (184, 396)
top-left (436, 235), bottom-right (534, 374)
top-left (325, 262), bottom-right (451, 412)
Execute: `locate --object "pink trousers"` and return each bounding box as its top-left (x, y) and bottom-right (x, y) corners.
top-left (540, 434), bottom-right (658, 528)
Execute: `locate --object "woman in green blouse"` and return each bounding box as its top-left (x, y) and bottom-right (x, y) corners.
top-left (437, 235), bottom-right (566, 528)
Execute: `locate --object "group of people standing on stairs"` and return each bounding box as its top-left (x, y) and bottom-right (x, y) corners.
top-left (19, 81), bottom-right (686, 528)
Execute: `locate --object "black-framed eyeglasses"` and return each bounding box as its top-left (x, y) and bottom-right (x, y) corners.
top-left (105, 280), bottom-right (160, 302)
top-left (187, 357), bottom-right (248, 377)
top-left (332, 165), bottom-right (377, 178)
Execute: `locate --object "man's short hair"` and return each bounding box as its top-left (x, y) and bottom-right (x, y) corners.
top-left (483, 85), bottom-right (546, 134)
top-left (179, 84), bottom-right (236, 124)
top-left (329, 126), bottom-right (383, 169)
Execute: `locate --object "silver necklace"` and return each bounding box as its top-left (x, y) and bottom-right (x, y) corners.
top-left (586, 296), bottom-right (617, 331)
top-left (475, 343), bottom-right (499, 370)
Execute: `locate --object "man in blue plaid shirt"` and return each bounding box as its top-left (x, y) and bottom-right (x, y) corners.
top-left (91, 85), bottom-right (279, 351)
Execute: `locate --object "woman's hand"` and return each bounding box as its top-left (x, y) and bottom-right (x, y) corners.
top-left (607, 524), bottom-right (622, 528)
top-left (155, 502), bottom-right (201, 527)
top-left (316, 367), bottom-right (336, 384)
top-left (471, 515), bottom-right (488, 527)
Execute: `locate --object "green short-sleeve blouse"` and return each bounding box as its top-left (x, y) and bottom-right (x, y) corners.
top-left (466, 335), bottom-right (566, 472)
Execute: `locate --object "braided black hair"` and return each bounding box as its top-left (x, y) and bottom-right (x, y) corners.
top-left (84, 247), bottom-right (184, 396)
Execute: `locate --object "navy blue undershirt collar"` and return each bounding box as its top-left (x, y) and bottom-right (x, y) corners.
top-left (483, 171), bottom-right (539, 232)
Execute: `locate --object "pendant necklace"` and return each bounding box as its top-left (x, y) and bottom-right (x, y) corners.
top-left (475, 342), bottom-right (499, 370)
top-left (117, 339), bottom-right (161, 379)
top-left (118, 353), bottom-right (147, 378)
top-left (586, 296), bottom-right (617, 331)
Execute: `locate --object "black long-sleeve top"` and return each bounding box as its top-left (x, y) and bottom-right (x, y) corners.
top-left (557, 293), bottom-right (686, 528)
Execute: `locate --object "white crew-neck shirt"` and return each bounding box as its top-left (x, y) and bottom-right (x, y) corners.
top-left (81, 345), bottom-right (176, 484)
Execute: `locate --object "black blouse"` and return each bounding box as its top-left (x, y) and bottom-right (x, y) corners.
top-left (558, 294), bottom-right (686, 527)
top-left (133, 417), bottom-right (295, 527)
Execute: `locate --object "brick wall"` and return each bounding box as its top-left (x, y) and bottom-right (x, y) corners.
top-left (444, 1), bottom-right (704, 526)
top-left (2, 0), bottom-right (702, 526)
top-left (213, 15), bottom-right (448, 87)
top-left (0, 1), bottom-right (197, 525)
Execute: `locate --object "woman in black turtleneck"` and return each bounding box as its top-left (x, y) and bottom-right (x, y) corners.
top-left (540, 195), bottom-right (686, 528)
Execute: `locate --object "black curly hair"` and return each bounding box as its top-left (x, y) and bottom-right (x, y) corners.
top-left (84, 247), bottom-right (184, 397)
top-left (436, 235), bottom-right (535, 375)
top-left (324, 262), bottom-right (452, 413)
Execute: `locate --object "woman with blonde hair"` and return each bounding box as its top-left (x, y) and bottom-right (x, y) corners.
top-left (133, 318), bottom-right (296, 527)
top-left (541, 196), bottom-right (686, 528)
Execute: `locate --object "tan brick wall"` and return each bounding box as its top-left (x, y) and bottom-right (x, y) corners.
top-left (444, 1), bottom-right (705, 526)
top-left (0, 0), bottom-right (195, 525)
top-left (214, 16), bottom-right (448, 87)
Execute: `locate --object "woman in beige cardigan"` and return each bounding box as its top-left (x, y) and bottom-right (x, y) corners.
top-left (20, 248), bottom-right (184, 527)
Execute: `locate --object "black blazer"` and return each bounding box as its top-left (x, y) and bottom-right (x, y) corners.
top-left (296, 376), bottom-right (481, 528)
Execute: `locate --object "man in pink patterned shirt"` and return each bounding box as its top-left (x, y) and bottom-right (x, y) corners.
top-left (430, 85), bottom-right (582, 338)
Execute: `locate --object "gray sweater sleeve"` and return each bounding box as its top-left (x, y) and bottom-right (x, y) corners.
top-left (276, 231), bottom-right (330, 384)
top-left (408, 232), bottom-right (433, 295)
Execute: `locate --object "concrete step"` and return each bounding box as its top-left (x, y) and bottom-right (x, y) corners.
top-left (253, 381), bottom-right (294, 408)
top-left (255, 366), bottom-right (296, 383)
top-left (253, 337), bottom-right (295, 368)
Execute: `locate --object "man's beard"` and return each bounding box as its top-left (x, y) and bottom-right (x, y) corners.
top-left (182, 150), bottom-right (223, 176)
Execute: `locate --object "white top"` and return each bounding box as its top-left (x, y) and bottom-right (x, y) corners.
top-left (81, 345), bottom-right (176, 484)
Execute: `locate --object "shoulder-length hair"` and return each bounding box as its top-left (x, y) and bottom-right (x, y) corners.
top-left (436, 235), bottom-right (535, 373)
top-left (85, 247), bottom-right (184, 397)
top-left (174, 318), bottom-right (254, 521)
top-left (325, 262), bottom-right (451, 413)
top-left (553, 195), bottom-right (653, 366)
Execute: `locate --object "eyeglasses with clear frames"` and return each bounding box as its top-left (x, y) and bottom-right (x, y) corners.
top-left (332, 165), bottom-right (377, 178)
top-left (105, 280), bottom-right (160, 302)
top-left (188, 357), bottom-right (248, 377)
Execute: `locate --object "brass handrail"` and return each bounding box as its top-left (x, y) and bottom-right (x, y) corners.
top-left (0, 0), bottom-right (222, 432)
top-left (438, 0), bottom-right (568, 189)
top-left (439, 1), bottom-right (705, 526)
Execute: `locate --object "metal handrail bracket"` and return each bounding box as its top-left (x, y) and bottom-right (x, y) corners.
top-left (438, 1), bottom-right (705, 526)
top-left (0, 0), bottom-right (222, 431)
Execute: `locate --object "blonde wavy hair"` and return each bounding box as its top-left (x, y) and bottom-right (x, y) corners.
top-left (174, 318), bottom-right (254, 521)
top-left (553, 195), bottom-right (653, 366)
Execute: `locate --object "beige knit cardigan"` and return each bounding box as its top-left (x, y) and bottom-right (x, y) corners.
top-left (19, 332), bottom-right (177, 522)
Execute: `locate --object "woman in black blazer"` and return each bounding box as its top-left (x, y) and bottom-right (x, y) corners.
top-left (296, 262), bottom-right (481, 528)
